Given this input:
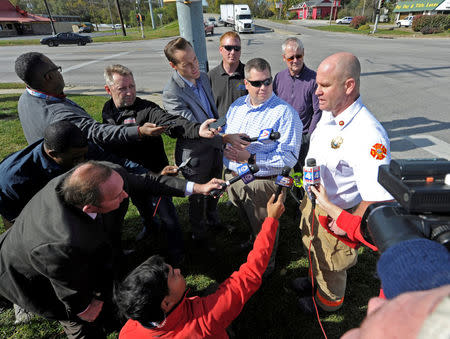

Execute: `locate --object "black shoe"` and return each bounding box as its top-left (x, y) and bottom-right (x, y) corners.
top-left (297, 296), bottom-right (317, 315)
top-left (291, 277), bottom-right (313, 296)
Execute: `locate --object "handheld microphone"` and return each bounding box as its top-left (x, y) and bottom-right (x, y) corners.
top-left (303, 158), bottom-right (320, 208)
top-left (241, 129), bottom-right (280, 143)
top-left (274, 166), bottom-right (293, 202)
top-left (210, 163), bottom-right (260, 198)
top-left (178, 157), bottom-right (199, 176)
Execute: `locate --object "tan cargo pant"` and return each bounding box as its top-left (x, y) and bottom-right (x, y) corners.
top-left (299, 196), bottom-right (357, 311)
top-left (226, 172), bottom-right (283, 273)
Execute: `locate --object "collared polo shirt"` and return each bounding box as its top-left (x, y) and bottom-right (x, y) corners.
top-left (208, 61), bottom-right (247, 118)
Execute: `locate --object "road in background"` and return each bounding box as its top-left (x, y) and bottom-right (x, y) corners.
top-left (0, 21), bottom-right (449, 159)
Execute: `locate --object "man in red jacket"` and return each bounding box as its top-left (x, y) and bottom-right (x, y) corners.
top-left (114, 193), bottom-right (285, 338)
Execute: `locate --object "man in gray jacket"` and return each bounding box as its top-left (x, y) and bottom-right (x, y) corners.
top-left (162, 38), bottom-right (245, 251)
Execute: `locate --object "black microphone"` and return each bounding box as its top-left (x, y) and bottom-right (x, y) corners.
top-left (303, 158), bottom-right (321, 209)
top-left (178, 157), bottom-right (199, 176)
top-left (210, 163), bottom-right (259, 198)
top-left (241, 129), bottom-right (280, 143)
top-left (274, 166), bottom-right (293, 202)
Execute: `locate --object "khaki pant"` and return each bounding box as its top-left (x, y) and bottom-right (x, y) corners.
top-left (226, 172), bottom-right (283, 273)
top-left (299, 196), bottom-right (357, 311)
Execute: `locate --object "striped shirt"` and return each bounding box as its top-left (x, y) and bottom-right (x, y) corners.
top-left (223, 93), bottom-right (303, 176)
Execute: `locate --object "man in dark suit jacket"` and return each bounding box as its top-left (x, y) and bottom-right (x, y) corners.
top-left (0, 161), bottom-right (222, 338)
top-left (162, 37), bottom-right (226, 251)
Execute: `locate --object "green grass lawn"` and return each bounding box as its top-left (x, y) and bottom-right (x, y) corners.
top-left (0, 93), bottom-right (380, 338)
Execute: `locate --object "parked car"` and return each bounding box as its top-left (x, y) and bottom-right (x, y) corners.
top-left (78, 26), bottom-right (93, 33)
top-left (207, 17), bottom-right (218, 27)
top-left (396, 16), bottom-right (414, 27)
top-left (40, 32), bottom-right (93, 47)
top-left (336, 16), bottom-right (353, 24)
top-left (204, 22), bottom-right (214, 36)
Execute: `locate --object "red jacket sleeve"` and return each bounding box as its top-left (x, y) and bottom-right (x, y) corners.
top-left (192, 217), bottom-right (279, 334)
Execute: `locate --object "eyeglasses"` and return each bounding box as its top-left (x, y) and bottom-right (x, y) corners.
top-left (286, 54), bottom-right (303, 62)
top-left (44, 66), bottom-right (62, 77)
top-left (246, 77), bottom-right (273, 88)
top-left (222, 45), bottom-right (241, 52)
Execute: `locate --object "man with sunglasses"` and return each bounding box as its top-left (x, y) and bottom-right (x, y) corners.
top-left (222, 58), bottom-right (302, 277)
top-left (208, 31), bottom-right (248, 117)
top-left (273, 37), bottom-right (322, 171)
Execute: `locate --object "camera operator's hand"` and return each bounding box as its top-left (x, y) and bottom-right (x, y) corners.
top-left (328, 218), bottom-right (347, 236)
top-left (267, 192), bottom-right (285, 219)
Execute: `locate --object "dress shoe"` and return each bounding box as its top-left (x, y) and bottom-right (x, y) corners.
top-left (291, 277), bottom-right (314, 296)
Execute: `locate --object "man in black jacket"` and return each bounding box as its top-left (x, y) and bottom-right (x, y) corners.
top-left (102, 64), bottom-right (217, 258)
top-left (0, 161), bottom-right (221, 339)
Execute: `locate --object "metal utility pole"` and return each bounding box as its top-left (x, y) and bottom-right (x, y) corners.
top-left (147, 0), bottom-right (156, 29)
top-left (114, 0), bottom-right (127, 36)
top-left (372, 0), bottom-right (382, 33)
top-left (43, 0), bottom-right (56, 35)
top-left (176, 0), bottom-right (208, 72)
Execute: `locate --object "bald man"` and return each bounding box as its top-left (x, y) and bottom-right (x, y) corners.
top-left (0, 161), bottom-right (222, 338)
top-left (293, 53), bottom-right (392, 313)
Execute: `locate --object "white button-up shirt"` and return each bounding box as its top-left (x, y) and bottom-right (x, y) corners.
top-left (307, 97), bottom-right (393, 209)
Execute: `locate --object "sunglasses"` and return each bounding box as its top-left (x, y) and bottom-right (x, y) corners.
top-left (222, 45), bottom-right (241, 52)
top-left (286, 54), bottom-right (303, 62)
top-left (246, 77), bottom-right (273, 88)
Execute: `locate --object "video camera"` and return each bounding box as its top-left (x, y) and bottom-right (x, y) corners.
top-left (362, 159), bottom-right (450, 251)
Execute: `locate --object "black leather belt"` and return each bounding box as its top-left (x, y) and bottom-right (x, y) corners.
top-left (230, 171), bottom-right (276, 180)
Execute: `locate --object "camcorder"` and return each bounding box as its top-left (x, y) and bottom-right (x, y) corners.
top-left (361, 159), bottom-right (450, 252)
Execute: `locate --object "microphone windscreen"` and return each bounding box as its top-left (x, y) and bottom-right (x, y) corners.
top-left (271, 131), bottom-right (281, 140)
top-left (190, 158), bottom-right (200, 168)
top-left (281, 166), bottom-right (291, 176)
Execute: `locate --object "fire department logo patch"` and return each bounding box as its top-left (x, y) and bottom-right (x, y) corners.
top-left (370, 143), bottom-right (387, 160)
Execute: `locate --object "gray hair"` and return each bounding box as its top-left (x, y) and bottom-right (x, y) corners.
top-left (244, 58), bottom-right (272, 79)
top-left (281, 37), bottom-right (304, 55)
top-left (104, 64), bottom-right (133, 86)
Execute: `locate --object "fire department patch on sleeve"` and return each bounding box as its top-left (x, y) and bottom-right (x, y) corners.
top-left (370, 143), bottom-right (387, 160)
